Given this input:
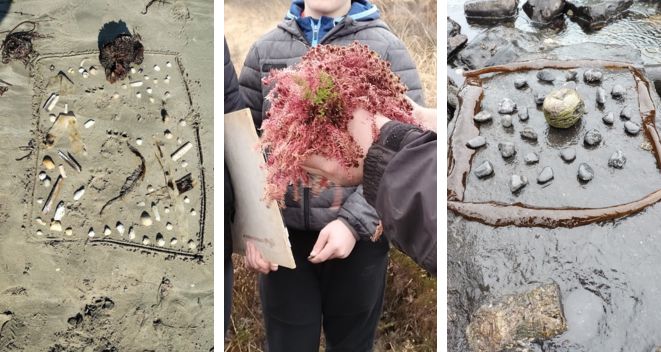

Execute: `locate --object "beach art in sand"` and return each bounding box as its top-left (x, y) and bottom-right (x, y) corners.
top-left (28, 50), bottom-right (205, 258)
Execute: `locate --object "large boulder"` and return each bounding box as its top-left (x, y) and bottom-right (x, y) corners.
top-left (565, 0), bottom-right (634, 29)
top-left (464, 0), bottom-right (519, 21)
top-left (448, 17), bottom-right (468, 58)
top-left (523, 0), bottom-right (566, 23)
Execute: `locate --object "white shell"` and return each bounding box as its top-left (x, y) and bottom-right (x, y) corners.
top-left (58, 165), bottom-right (67, 178)
top-left (36, 229), bottom-right (43, 236)
top-left (50, 221), bottom-right (62, 232)
top-left (104, 226), bottom-right (112, 236)
top-left (164, 91), bottom-right (171, 99)
top-left (130, 81), bottom-right (143, 87)
top-left (43, 176), bottom-right (51, 187)
top-left (35, 217), bottom-right (46, 226)
top-left (89, 66), bottom-right (98, 76)
top-left (65, 227), bottom-right (73, 236)
top-left (43, 93), bottom-right (59, 112)
top-left (156, 233), bottom-right (165, 246)
top-left (164, 207), bottom-right (170, 214)
top-left (170, 238), bottom-right (178, 246)
top-left (190, 209), bottom-right (196, 216)
top-left (131, 67), bottom-right (137, 74)
top-left (82, 71), bottom-right (89, 79)
top-left (166, 61), bottom-right (172, 68)
top-left (88, 228), bottom-right (95, 238)
top-left (183, 196), bottom-right (190, 204)
top-left (38, 171), bottom-right (48, 181)
top-left (188, 240), bottom-right (196, 250)
top-left (73, 186), bottom-right (85, 201)
top-left (171, 142), bottom-right (192, 161)
top-left (49, 114), bottom-right (57, 123)
top-left (78, 67), bottom-right (85, 74)
top-left (166, 222), bottom-right (173, 231)
top-left (112, 92), bottom-right (120, 99)
top-left (142, 236), bottom-right (150, 245)
top-left (164, 75), bottom-right (170, 84)
top-left (141, 211), bottom-right (153, 226)
top-left (153, 78), bottom-right (159, 85)
top-left (146, 87), bottom-right (152, 94)
top-left (151, 203), bottom-right (161, 222)
top-left (136, 92), bottom-right (142, 99)
top-left (53, 201), bottom-right (65, 221)
top-left (84, 119), bottom-right (95, 128)
top-left (149, 97), bottom-right (155, 104)
top-left (116, 222), bottom-right (125, 235)
top-left (164, 130), bottom-right (173, 139)
top-left (179, 120), bottom-right (187, 127)
top-left (128, 226), bottom-right (136, 240)
top-left (122, 84), bottom-right (127, 90)
top-left (154, 65), bottom-right (161, 72)
top-left (181, 161), bottom-right (188, 168)
top-left (144, 75), bottom-right (150, 80)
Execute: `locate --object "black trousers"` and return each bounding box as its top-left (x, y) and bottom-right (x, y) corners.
top-left (259, 229), bottom-right (389, 352)
top-left (224, 206), bottom-right (233, 336)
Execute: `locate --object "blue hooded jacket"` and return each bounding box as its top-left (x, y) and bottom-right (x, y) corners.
top-left (286, 0), bottom-right (380, 46)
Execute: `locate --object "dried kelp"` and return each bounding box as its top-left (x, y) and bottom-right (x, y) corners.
top-left (99, 143), bottom-right (146, 215)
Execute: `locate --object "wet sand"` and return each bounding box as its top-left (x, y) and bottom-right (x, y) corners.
top-left (0, 1), bottom-right (213, 350)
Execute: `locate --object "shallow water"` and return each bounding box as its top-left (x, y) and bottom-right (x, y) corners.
top-left (448, 1), bottom-right (661, 84)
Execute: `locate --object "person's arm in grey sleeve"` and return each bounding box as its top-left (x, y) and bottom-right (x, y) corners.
top-left (224, 37), bottom-right (244, 114)
top-left (384, 34), bottom-right (425, 105)
top-left (238, 43), bottom-right (265, 129)
top-left (363, 121), bottom-right (437, 275)
top-left (336, 185), bottom-right (379, 241)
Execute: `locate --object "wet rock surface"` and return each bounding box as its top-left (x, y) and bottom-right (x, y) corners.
top-left (602, 111), bottom-right (614, 125)
top-left (465, 282), bottom-right (567, 351)
top-left (583, 128), bottom-right (602, 146)
top-left (473, 110), bottom-right (492, 122)
top-left (467, 135), bottom-right (487, 149)
top-left (608, 150), bottom-right (627, 169)
top-left (498, 98), bottom-right (517, 114)
top-left (624, 120), bottom-right (640, 135)
top-left (520, 127), bottom-right (538, 141)
top-left (524, 152), bottom-right (539, 164)
top-left (462, 67), bottom-right (661, 208)
top-left (448, 3), bottom-right (661, 351)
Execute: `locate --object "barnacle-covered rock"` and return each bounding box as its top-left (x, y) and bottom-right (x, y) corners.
top-left (466, 282), bottom-right (567, 351)
top-left (543, 88), bottom-right (585, 128)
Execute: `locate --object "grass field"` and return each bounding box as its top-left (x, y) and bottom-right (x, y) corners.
top-left (224, 0), bottom-right (437, 350)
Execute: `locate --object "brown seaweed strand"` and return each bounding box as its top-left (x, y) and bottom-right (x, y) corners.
top-left (99, 142), bottom-right (146, 215)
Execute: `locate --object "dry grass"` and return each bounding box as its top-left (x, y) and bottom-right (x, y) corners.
top-left (224, 0), bottom-right (437, 350)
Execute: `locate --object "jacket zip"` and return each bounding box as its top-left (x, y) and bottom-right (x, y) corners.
top-left (310, 19), bottom-right (320, 47)
top-left (303, 187), bottom-right (310, 230)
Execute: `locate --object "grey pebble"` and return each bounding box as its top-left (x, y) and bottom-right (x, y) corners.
top-left (624, 121), bottom-right (641, 135)
top-left (611, 84), bottom-right (625, 98)
top-left (602, 112), bottom-right (614, 125)
top-left (584, 129), bottom-right (602, 146)
top-left (535, 92), bottom-right (546, 105)
top-left (509, 174), bottom-right (528, 193)
top-left (596, 87), bottom-right (606, 105)
top-left (466, 136), bottom-right (486, 149)
top-left (499, 98), bottom-right (517, 114)
top-left (501, 114), bottom-right (513, 128)
top-left (474, 110), bottom-right (492, 122)
top-left (537, 70), bottom-right (555, 83)
top-left (520, 127), bottom-right (538, 141)
top-left (524, 152), bottom-right (539, 164)
top-left (473, 160), bottom-right (494, 178)
top-left (566, 70), bottom-right (578, 81)
top-left (498, 142), bottom-right (517, 159)
top-left (608, 150), bottom-right (626, 169)
top-left (620, 106), bottom-right (634, 120)
top-left (514, 78), bottom-right (528, 89)
top-left (577, 163), bottom-right (594, 182)
top-left (537, 166), bottom-right (554, 184)
top-left (584, 69), bottom-right (603, 83)
top-left (519, 107), bottom-right (529, 121)
top-left (560, 148), bottom-right (576, 162)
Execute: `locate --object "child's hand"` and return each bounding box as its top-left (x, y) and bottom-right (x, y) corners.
top-left (244, 241), bottom-right (279, 274)
top-left (308, 220), bottom-right (357, 263)
top-left (301, 108), bottom-right (390, 186)
top-left (405, 95), bottom-right (437, 132)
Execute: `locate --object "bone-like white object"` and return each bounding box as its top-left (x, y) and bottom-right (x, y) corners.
top-left (171, 142), bottom-right (192, 161)
top-left (130, 81), bottom-right (143, 87)
top-left (43, 93), bottom-right (59, 112)
top-left (53, 201), bottom-right (65, 221)
top-left (42, 176), bottom-right (63, 214)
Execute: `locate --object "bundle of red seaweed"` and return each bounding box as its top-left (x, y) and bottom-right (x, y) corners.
top-left (261, 42), bottom-right (419, 203)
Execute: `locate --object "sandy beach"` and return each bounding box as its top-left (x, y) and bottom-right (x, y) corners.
top-left (0, 1), bottom-right (213, 350)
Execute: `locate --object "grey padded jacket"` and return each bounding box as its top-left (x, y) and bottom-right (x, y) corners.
top-left (238, 16), bottom-right (424, 238)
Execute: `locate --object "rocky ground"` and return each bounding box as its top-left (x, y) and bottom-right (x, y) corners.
top-left (448, 1), bottom-right (661, 351)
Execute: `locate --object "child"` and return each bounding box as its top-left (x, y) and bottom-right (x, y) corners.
top-left (238, 1), bottom-right (424, 350)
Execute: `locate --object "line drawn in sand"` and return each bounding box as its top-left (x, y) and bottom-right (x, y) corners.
top-left (27, 50), bottom-right (206, 259)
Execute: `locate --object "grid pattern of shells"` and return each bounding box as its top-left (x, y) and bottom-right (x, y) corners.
top-left (30, 51), bottom-right (204, 257)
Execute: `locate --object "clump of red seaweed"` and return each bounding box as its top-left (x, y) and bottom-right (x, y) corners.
top-left (261, 42), bottom-right (419, 204)
top-left (1, 21), bottom-right (43, 66)
top-left (99, 33), bottom-right (144, 83)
